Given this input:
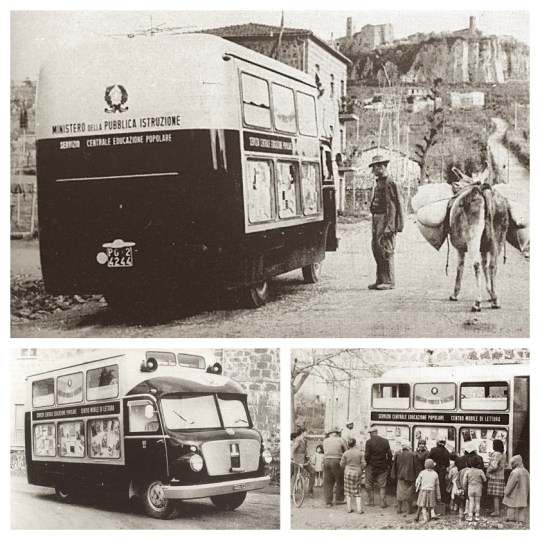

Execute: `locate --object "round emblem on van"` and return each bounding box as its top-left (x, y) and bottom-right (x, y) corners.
top-left (104, 84), bottom-right (129, 113)
top-left (226, 428), bottom-right (235, 436)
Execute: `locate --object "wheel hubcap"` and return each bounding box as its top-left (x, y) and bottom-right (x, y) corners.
top-left (149, 482), bottom-right (166, 509)
top-left (255, 282), bottom-right (268, 296)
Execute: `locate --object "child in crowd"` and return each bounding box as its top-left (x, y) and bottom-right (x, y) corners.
top-left (415, 458), bottom-right (441, 524)
top-left (464, 455), bottom-right (486, 521)
top-left (312, 444), bottom-right (324, 487)
top-left (503, 455), bottom-right (530, 524)
top-left (456, 462), bottom-right (470, 521)
top-left (447, 453), bottom-right (459, 512)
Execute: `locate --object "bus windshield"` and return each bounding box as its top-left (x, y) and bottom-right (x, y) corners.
top-left (161, 394), bottom-right (249, 430)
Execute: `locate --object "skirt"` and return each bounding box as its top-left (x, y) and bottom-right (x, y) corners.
top-left (417, 489), bottom-right (437, 508)
top-left (487, 477), bottom-right (505, 497)
top-left (396, 479), bottom-right (415, 502)
top-left (344, 470), bottom-right (361, 497)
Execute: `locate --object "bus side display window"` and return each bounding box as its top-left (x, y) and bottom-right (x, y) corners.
top-left (32, 378), bottom-right (54, 408)
top-left (86, 365), bottom-right (119, 401)
top-left (241, 73), bottom-right (271, 129)
top-left (272, 83), bottom-right (297, 133)
top-left (460, 382), bottom-right (509, 411)
top-left (414, 383), bottom-right (455, 410)
top-left (372, 424), bottom-right (410, 453)
top-left (297, 92), bottom-right (317, 137)
top-left (247, 160), bottom-right (275, 224)
top-left (414, 426), bottom-right (456, 452)
top-left (301, 163), bottom-right (321, 216)
top-left (57, 372), bottom-right (83, 405)
top-left (89, 418), bottom-right (121, 459)
top-left (460, 427), bottom-right (507, 458)
top-left (58, 420), bottom-right (85, 457)
top-left (277, 161), bottom-right (300, 218)
top-left (33, 423), bottom-right (56, 457)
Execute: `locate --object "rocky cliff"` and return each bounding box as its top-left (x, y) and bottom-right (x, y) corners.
top-left (344, 34), bottom-right (529, 85)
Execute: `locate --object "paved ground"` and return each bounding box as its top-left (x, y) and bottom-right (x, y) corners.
top-left (291, 486), bottom-right (528, 530)
top-left (11, 472), bottom-right (280, 529)
top-left (10, 119), bottom-right (529, 338)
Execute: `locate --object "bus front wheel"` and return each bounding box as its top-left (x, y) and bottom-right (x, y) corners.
top-left (210, 491), bottom-right (247, 510)
top-left (55, 484), bottom-right (75, 504)
top-left (302, 262), bottom-right (322, 284)
top-left (246, 281), bottom-right (269, 308)
top-left (142, 480), bottom-right (179, 520)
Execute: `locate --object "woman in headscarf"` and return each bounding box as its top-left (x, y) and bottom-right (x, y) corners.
top-left (503, 455), bottom-right (529, 524)
top-left (391, 439), bottom-right (419, 514)
top-left (486, 439), bottom-right (506, 517)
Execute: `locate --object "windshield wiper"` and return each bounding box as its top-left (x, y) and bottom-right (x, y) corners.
top-left (173, 410), bottom-right (194, 425)
top-left (234, 418), bottom-right (248, 424)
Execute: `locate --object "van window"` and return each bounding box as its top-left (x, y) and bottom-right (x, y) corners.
top-left (272, 83), bottom-right (296, 133)
top-left (87, 365), bottom-right (119, 401)
top-left (460, 382), bottom-right (508, 411)
top-left (246, 159), bottom-right (275, 223)
top-left (57, 372), bottom-right (83, 405)
top-left (414, 383), bottom-right (455, 410)
top-left (217, 396), bottom-right (250, 428)
top-left (372, 383), bottom-right (410, 409)
top-left (162, 395), bottom-right (221, 430)
top-left (277, 161), bottom-right (299, 218)
top-left (242, 73), bottom-right (271, 129)
top-left (128, 400), bottom-right (159, 433)
top-left (89, 418), bottom-right (121, 459)
top-left (301, 163), bottom-right (321, 215)
top-left (33, 423), bottom-right (56, 457)
top-left (177, 353), bottom-right (205, 369)
top-left (58, 420), bottom-right (85, 457)
top-left (297, 92), bottom-right (317, 136)
top-left (146, 351), bottom-right (176, 366)
top-left (32, 378), bottom-right (54, 408)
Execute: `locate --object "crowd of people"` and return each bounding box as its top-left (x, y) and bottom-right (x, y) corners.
top-left (291, 422), bottom-right (530, 526)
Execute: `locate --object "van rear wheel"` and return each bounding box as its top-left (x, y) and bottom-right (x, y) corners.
top-left (55, 484), bottom-right (75, 504)
top-left (302, 262), bottom-right (322, 284)
top-left (246, 281), bottom-right (269, 308)
top-left (142, 480), bottom-right (179, 520)
top-left (210, 491), bottom-right (247, 510)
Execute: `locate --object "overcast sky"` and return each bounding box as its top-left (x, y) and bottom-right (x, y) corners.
top-left (9, 4), bottom-right (532, 81)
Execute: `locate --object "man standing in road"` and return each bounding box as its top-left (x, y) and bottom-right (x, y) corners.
top-left (368, 155), bottom-right (405, 290)
top-left (365, 426), bottom-right (393, 508)
top-left (323, 427), bottom-right (348, 507)
top-left (291, 427), bottom-right (315, 498)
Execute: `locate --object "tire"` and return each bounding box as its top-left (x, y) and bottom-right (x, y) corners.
top-left (210, 491), bottom-right (247, 511)
top-left (292, 474), bottom-right (305, 508)
top-left (246, 281), bottom-right (269, 308)
top-left (142, 480), bottom-right (179, 520)
top-left (55, 484), bottom-right (75, 504)
top-left (302, 262), bottom-right (322, 284)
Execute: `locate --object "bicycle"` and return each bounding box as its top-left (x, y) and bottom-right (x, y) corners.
top-left (291, 460), bottom-right (311, 508)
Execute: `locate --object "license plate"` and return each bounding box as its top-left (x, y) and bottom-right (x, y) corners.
top-left (233, 484), bottom-right (245, 492)
top-left (106, 246), bottom-right (133, 267)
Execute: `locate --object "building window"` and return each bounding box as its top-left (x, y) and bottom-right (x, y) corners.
top-left (330, 74), bottom-right (335, 98)
top-left (20, 349), bottom-right (37, 358)
top-left (89, 418), bottom-right (121, 459)
top-left (341, 79), bottom-right (345, 98)
top-left (241, 73), bottom-right (271, 129)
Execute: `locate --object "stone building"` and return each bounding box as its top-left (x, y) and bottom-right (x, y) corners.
top-left (450, 91), bottom-right (485, 109)
top-left (201, 23), bottom-right (350, 154)
top-left (10, 348), bottom-right (280, 464)
top-left (336, 19), bottom-right (394, 50)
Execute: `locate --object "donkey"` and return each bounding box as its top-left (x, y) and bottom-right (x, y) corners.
top-left (448, 181), bottom-right (509, 312)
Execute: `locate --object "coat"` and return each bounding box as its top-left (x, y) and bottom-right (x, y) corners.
top-left (392, 449), bottom-right (419, 482)
top-left (503, 466), bottom-right (530, 508)
top-left (372, 177), bottom-right (405, 234)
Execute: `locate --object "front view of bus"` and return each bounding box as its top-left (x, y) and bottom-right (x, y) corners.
top-left (124, 352), bottom-right (271, 519)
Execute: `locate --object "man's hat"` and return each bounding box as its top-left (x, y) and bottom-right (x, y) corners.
top-left (345, 418), bottom-right (354, 426)
top-left (369, 154), bottom-right (390, 168)
top-left (327, 427), bottom-right (341, 435)
top-left (367, 426), bottom-right (378, 433)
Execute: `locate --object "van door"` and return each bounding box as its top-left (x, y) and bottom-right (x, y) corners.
top-left (124, 398), bottom-right (168, 481)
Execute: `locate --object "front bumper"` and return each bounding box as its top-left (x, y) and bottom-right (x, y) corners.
top-left (162, 475), bottom-right (270, 500)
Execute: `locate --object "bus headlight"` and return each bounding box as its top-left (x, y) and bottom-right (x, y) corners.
top-left (262, 449), bottom-right (273, 464)
top-left (190, 454), bottom-right (204, 472)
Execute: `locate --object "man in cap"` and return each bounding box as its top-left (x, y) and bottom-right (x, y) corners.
top-left (342, 419), bottom-right (357, 448)
top-left (428, 437), bottom-right (451, 502)
top-left (291, 427), bottom-right (316, 498)
top-left (322, 427), bottom-right (348, 507)
top-left (368, 154), bottom-right (404, 290)
top-left (364, 426), bottom-right (393, 508)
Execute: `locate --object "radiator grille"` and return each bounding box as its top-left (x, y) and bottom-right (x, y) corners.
top-left (201, 439), bottom-right (260, 476)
